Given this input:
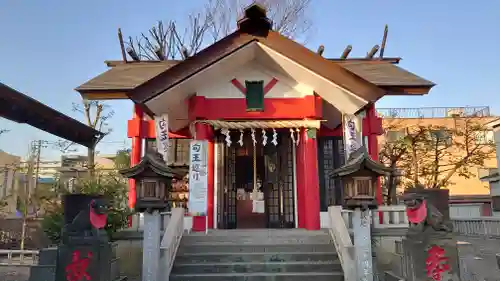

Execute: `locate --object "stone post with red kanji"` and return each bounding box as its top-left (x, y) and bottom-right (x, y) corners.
top-left (28, 194), bottom-right (125, 281)
top-left (55, 194), bottom-right (126, 281)
top-left (400, 189), bottom-right (461, 281)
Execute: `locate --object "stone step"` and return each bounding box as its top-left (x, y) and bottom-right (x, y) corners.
top-left (186, 229), bottom-right (329, 237)
top-left (174, 252), bottom-right (338, 264)
top-left (169, 272), bottom-right (344, 281)
top-left (180, 238), bottom-right (332, 245)
top-left (181, 235), bottom-right (332, 245)
top-left (177, 244), bottom-right (335, 254)
top-left (171, 260), bottom-right (342, 274)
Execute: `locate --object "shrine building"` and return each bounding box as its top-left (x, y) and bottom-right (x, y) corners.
top-left (75, 4), bottom-right (435, 231)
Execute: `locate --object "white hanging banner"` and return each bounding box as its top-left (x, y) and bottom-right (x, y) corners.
top-left (343, 113), bottom-right (363, 161)
top-left (188, 140), bottom-right (208, 216)
top-left (154, 114), bottom-right (169, 162)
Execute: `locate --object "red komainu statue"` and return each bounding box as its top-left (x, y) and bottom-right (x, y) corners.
top-left (402, 193), bottom-right (452, 233)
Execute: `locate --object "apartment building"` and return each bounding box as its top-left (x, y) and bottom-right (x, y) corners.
top-left (480, 118), bottom-right (500, 216)
top-left (378, 106), bottom-right (498, 197)
top-left (0, 150), bottom-right (21, 214)
top-left (57, 154), bottom-right (117, 189)
top-left (0, 153), bottom-right (119, 215)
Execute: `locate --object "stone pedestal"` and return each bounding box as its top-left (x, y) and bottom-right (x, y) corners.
top-left (353, 209), bottom-right (374, 281)
top-left (28, 194), bottom-right (125, 281)
top-left (56, 241), bottom-right (114, 281)
top-left (402, 233), bottom-right (460, 281)
top-left (29, 243), bottom-right (123, 281)
top-left (142, 211), bottom-right (161, 281)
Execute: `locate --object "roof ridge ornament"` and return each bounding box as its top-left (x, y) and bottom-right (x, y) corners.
top-left (237, 3), bottom-right (273, 35)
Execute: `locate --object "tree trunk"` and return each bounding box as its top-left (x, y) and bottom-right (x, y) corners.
top-left (412, 147), bottom-right (419, 186)
top-left (387, 163), bottom-right (398, 205)
top-left (386, 174), bottom-right (393, 205)
top-left (431, 141), bottom-right (440, 188)
top-left (88, 147), bottom-right (95, 178)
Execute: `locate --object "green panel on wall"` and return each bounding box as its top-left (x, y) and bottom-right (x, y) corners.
top-left (245, 80), bottom-right (264, 111)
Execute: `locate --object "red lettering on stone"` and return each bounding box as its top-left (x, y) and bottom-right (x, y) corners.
top-left (65, 250), bottom-right (92, 281)
top-left (426, 245), bottom-right (450, 281)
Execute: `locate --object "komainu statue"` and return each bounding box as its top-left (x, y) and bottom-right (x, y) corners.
top-left (402, 192), bottom-right (453, 233)
top-left (62, 198), bottom-right (109, 243)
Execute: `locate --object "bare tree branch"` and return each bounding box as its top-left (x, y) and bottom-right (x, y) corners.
top-left (60, 101), bottom-right (115, 177)
top-left (124, 0), bottom-right (313, 61)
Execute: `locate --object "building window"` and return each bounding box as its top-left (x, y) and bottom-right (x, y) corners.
top-left (477, 167), bottom-right (497, 179)
top-left (386, 129), bottom-right (405, 142)
top-left (146, 138), bottom-right (191, 166)
top-left (175, 139), bottom-right (190, 164)
top-left (430, 129), bottom-right (452, 146)
top-left (475, 130), bottom-right (494, 145)
top-left (492, 196), bottom-right (500, 212)
top-left (245, 80), bottom-right (264, 111)
top-left (318, 136), bottom-right (345, 211)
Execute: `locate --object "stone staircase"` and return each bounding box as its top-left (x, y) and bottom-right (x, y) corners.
top-left (169, 229), bottom-right (343, 281)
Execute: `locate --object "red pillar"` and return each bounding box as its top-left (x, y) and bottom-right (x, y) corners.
top-left (296, 136), bottom-right (306, 228)
top-left (192, 123), bottom-right (215, 231)
top-left (296, 128), bottom-right (321, 230)
top-left (129, 104), bottom-right (143, 209)
top-left (366, 104), bottom-right (383, 205)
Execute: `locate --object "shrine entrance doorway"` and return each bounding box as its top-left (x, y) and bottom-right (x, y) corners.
top-left (215, 130), bottom-right (296, 229)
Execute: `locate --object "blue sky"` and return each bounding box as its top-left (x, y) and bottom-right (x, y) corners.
top-left (1, 0), bottom-right (499, 160)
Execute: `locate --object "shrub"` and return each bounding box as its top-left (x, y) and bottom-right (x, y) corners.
top-left (41, 172), bottom-right (132, 244)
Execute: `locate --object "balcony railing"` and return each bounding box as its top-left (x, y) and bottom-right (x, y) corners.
top-left (377, 106), bottom-right (491, 119)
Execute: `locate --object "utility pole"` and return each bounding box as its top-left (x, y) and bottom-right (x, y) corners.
top-left (34, 140), bottom-right (42, 199)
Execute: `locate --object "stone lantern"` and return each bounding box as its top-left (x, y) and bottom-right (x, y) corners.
top-left (119, 152), bottom-right (183, 213)
top-left (119, 152), bottom-right (184, 281)
top-left (331, 148), bottom-right (392, 211)
top-left (330, 147), bottom-right (393, 281)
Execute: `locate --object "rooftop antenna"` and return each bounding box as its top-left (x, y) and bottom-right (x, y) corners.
top-left (366, 45), bottom-right (380, 59)
top-left (118, 28), bottom-right (128, 63)
top-left (379, 25), bottom-right (388, 58)
top-left (340, 45), bottom-right (352, 59)
top-left (317, 45), bottom-right (325, 56)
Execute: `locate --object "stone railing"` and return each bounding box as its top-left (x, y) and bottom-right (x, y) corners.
top-left (341, 205), bottom-right (408, 231)
top-left (129, 212), bottom-right (193, 233)
top-left (376, 106), bottom-right (491, 118)
top-left (160, 208), bottom-right (185, 281)
top-left (328, 206), bottom-right (357, 281)
top-left (0, 249), bottom-right (39, 265)
top-left (340, 205), bottom-right (500, 238)
top-left (452, 216), bottom-right (500, 237)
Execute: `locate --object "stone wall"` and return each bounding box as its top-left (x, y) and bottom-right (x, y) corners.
top-left (0, 218), bottom-right (50, 249)
top-left (113, 230), bottom-right (144, 281)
